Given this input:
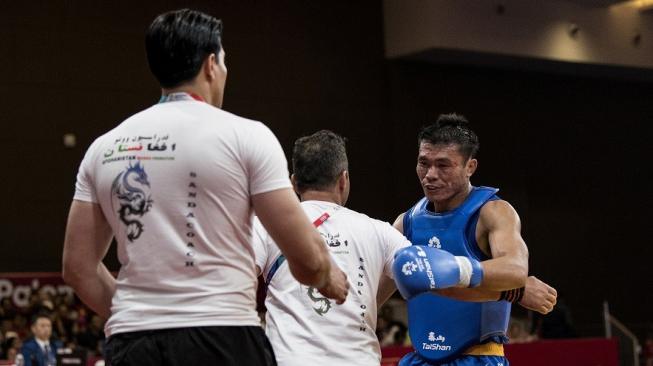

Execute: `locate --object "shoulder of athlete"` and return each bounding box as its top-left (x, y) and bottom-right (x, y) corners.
top-left (478, 199), bottom-right (521, 232)
top-left (476, 200), bottom-right (521, 240)
top-left (476, 199), bottom-right (522, 254)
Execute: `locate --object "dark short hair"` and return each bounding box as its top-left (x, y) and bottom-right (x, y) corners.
top-left (418, 113), bottom-right (479, 161)
top-left (292, 130), bottom-right (348, 192)
top-left (30, 312), bottom-right (51, 326)
top-left (146, 9), bottom-right (223, 88)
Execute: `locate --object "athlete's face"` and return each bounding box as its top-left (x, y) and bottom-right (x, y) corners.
top-left (416, 142), bottom-right (476, 206)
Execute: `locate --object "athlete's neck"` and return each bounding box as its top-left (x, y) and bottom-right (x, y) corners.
top-left (161, 84), bottom-right (213, 105)
top-left (431, 183), bottom-right (473, 213)
top-left (300, 189), bottom-right (344, 206)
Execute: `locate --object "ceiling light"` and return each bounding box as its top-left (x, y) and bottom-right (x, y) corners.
top-left (633, 0), bottom-right (653, 10)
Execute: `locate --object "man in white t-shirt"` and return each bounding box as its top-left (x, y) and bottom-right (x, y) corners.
top-left (253, 130), bottom-right (556, 366)
top-left (62, 9), bottom-right (348, 366)
top-left (254, 130), bottom-right (412, 366)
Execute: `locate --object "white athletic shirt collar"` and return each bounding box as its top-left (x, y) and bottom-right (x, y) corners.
top-left (158, 92), bottom-right (204, 103)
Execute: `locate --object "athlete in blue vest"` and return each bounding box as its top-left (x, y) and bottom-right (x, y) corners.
top-left (391, 113), bottom-right (557, 366)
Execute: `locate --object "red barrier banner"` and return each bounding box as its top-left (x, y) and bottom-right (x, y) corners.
top-left (505, 338), bottom-right (619, 366)
top-left (0, 272), bottom-right (74, 308)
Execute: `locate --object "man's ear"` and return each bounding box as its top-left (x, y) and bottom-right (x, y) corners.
top-left (203, 53), bottom-right (217, 81)
top-left (338, 170), bottom-right (348, 191)
top-left (466, 158), bottom-right (478, 177)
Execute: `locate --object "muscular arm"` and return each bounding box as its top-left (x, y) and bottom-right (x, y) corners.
top-left (477, 200), bottom-right (529, 290)
top-left (377, 275), bottom-right (397, 306)
top-left (62, 200), bottom-right (115, 319)
top-left (392, 210), bottom-right (553, 313)
top-left (252, 188), bottom-right (331, 288)
top-left (397, 203), bottom-right (528, 290)
top-left (435, 276), bottom-right (556, 314)
top-left (375, 214), bottom-right (407, 305)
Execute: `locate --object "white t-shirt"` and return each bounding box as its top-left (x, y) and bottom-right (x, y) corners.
top-left (74, 96), bottom-right (292, 336)
top-left (253, 200), bottom-right (411, 366)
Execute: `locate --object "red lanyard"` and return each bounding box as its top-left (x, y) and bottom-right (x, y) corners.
top-left (188, 93), bottom-right (205, 101)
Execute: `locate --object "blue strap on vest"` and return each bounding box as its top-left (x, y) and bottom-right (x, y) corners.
top-left (263, 208), bottom-right (336, 285)
top-left (266, 255), bottom-right (287, 284)
top-left (404, 186), bottom-right (511, 363)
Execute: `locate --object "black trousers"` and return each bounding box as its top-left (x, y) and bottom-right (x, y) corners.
top-left (105, 326), bottom-right (276, 366)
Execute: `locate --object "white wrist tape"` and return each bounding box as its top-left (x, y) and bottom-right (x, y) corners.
top-left (455, 256), bottom-right (473, 288)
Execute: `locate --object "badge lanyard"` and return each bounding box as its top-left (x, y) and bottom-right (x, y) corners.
top-left (158, 92), bottom-right (205, 103)
top-left (265, 206), bottom-right (340, 284)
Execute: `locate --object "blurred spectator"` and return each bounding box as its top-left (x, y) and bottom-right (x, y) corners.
top-left (376, 297), bottom-right (410, 347)
top-left (507, 317), bottom-right (537, 343)
top-left (20, 313), bottom-right (61, 366)
top-left (1, 299), bottom-right (16, 320)
top-left (12, 315), bottom-right (28, 340)
top-left (2, 333), bottom-right (22, 363)
top-left (376, 315), bottom-right (389, 343)
top-left (51, 304), bottom-right (69, 343)
top-left (0, 293), bottom-right (106, 362)
top-left (380, 321), bottom-right (409, 347)
top-left (1, 319), bottom-right (13, 338)
top-left (533, 297), bottom-right (577, 339)
top-left (644, 328), bottom-right (653, 366)
top-left (77, 315), bottom-right (105, 356)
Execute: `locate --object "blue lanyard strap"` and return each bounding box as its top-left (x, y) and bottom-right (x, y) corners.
top-left (264, 208), bottom-right (337, 284)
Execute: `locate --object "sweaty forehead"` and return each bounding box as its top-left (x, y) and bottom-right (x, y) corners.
top-left (418, 142), bottom-right (463, 159)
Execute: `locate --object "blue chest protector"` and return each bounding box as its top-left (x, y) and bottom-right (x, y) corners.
top-left (403, 186), bottom-right (511, 363)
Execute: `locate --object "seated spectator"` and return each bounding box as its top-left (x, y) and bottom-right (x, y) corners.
top-left (77, 315), bottom-right (105, 356)
top-left (12, 315), bottom-right (28, 341)
top-left (380, 321), bottom-right (409, 347)
top-left (1, 299), bottom-right (16, 321)
top-left (1, 292), bottom-right (110, 361)
top-left (51, 304), bottom-right (74, 345)
top-left (644, 328), bottom-right (653, 366)
top-left (533, 297), bottom-right (577, 339)
top-left (20, 313), bottom-right (61, 366)
top-left (1, 319), bottom-right (14, 339)
top-left (507, 317), bottom-right (537, 343)
top-left (2, 333), bottom-right (23, 363)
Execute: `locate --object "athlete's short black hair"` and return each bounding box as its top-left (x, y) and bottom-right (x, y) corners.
top-left (146, 9), bottom-right (223, 88)
top-left (418, 113), bottom-right (479, 161)
top-left (292, 130), bottom-right (348, 192)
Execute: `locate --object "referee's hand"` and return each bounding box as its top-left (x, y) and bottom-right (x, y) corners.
top-left (318, 262), bottom-right (349, 304)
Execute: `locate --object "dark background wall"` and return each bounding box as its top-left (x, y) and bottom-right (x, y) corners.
top-left (0, 1), bottom-right (650, 339)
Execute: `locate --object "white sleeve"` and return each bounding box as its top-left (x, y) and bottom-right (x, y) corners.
top-left (380, 222), bottom-right (412, 279)
top-left (244, 123), bottom-right (292, 195)
top-left (73, 139), bottom-right (101, 203)
top-left (251, 217), bottom-right (269, 277)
